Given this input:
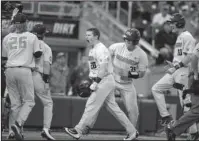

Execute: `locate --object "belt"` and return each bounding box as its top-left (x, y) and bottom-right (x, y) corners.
top-left (6, 66), bottom-right (32, 69)
top-left (7, 66), bottom-right (22, 68)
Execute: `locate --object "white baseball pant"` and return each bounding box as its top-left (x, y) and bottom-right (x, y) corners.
top-left (115, 81), bottom-right (139, 127)
top-left (152, 67), bottom-right (189, 118)
top-left (6, 67), bottom-right (35, 130)
top-left (152, 67), bottom-right (198, 133)
top-left (32, 71), bottom-right (53, 129)
top-left (75, 74), bottom-right (136, 136)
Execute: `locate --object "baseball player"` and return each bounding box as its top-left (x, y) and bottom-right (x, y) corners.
top-left (151, 13), bottom-right (197, 134)
top-left (2, 2), bottom-right (23, 103)
top-left (2, 13), bottom-right (42, 140)
top-left (31, 24), bottom-right (55, 140)
top-left (109, 28), bottom-right (148, 128)
top-left (165, 42), bottom-right (199, 141)
top-left (1, 3), bottom-right (24, 139)
top-left (64, 28), bottom-right (138, 140)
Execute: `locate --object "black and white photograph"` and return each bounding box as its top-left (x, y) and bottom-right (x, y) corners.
top-left (1, 1), bottom-right (199, 140)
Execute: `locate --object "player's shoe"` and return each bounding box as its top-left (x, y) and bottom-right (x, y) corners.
top-left (186, 132), bottom-right (199, 141)
top-left (41, 128), bottom-right (55, 140)
top-left (7, 132), bottom-right (15, 140)
top-left (64, 127), bottom-right (80, 140)
top-left (159, 115), bottom-right (173, 126)
top-left (123, 131), bottom-right (139, 140)
top-left (165, 124), bottom-right (176, 141)
top-left (11, 121), bottom-right (23, 140)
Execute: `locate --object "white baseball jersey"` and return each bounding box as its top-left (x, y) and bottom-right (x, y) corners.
top-left (2, 32), bottom-right (42, 68)
top-left (88, 42), bottom-right (113, 78)
top-left (35, 40), bottom-right (52, 73)
top-left (193, 43), bottom-right (199, 72)
top-left (173, 31), bottom-right (196, 64)
top-left (109, 42), bottom-right (148, 83)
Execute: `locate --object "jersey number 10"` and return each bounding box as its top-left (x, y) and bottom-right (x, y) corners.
top-left (9, 36), bottom-right (27, 50)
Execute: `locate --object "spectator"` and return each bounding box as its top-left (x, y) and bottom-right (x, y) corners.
top-left (179, 3), bottom-right (199, 37)
top-left (152, 2), bottom-right (171, 28)
top-left (50, 52), bottom-right (69, 95)
top-left (152, 2), bottom-right (171, 40)
top-left (155, 21), bottom-right (177, 64)
top-left (68, 56), bottom-right (90, 96)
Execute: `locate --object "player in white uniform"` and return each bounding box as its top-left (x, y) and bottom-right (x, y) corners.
top-left (2, 13), bottom-right (42, 140)
top-left (1, 4), bottom-right (23, 137)
top-left (109, 28), bottom-right (148, 128)
top-left (152, 13), bottom-right (197, 134)
top-left (64, 28), bottom-right (138, 140)
top-left (165, 43), bottom-right (199, 141)
top-left (31, 24), bottom-right (55, 140)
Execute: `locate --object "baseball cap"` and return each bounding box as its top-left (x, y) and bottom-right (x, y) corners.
top-left (32, 24), bottom-right (48, 35)
top-left (12, 13), bottom-right (27, 24)
top-left (56, 52), bottom-right (65, 58)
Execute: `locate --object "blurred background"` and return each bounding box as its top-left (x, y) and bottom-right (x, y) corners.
top-left (1, 1), bottom-right (199, 136)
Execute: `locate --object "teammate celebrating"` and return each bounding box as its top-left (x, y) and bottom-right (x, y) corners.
top-left (109, 28), bottom-right (148, 128)
top-left (64, 28), bottom-right (138, 140)
top-left (2, 13), bottom-right (42, 140)
top-left (31, 24), bottom-right (55, 140)
top-left (165, 42), bottom-right (199, 141)
top-left (151, 13), bottom-right (196, 131)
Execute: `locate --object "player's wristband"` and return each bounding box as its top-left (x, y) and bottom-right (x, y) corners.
top-left (33, 51), bottom-right (42, 58)
top-left (93, 77), bottom-right (102, 83)
top-left (128, 71), bottom-right (139, 79)
top-left (174, 62), bottom-right (184, 70)
top-left (43, 74), bottom-right (50, 83)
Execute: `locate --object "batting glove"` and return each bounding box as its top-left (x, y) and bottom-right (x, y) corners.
top-left (128, 71), bottom-right (139, 79)
top-left (166, 67), bottom-right (176, 74)
top-left (90, 82), bottom-right (98, 91)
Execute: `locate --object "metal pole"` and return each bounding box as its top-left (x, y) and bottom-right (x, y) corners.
top-left (105, 1), bottom-right (109, 12)
top-left (128, 1), bottom-right (132, 28)
top-left (116, 1), bottom-right (120, 21)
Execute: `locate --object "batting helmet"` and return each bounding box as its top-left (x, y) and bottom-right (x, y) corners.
top-left (32, 24), bottom-right (48, 39)
top-left (123, 28), bottom-right (141, 45)
top-left (168, 13), bottom-right (185, 28)
top-left (76, 79), bottom-right (92, 98)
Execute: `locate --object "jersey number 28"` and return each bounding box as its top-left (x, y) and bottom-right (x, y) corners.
top-left (9, 36), bottom-right (27, 50)
top-left (90, 62), bottom-right (97, 69)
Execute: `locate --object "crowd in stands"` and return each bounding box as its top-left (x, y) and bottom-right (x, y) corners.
top-left (128, 1), bottom-right (199, 64)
